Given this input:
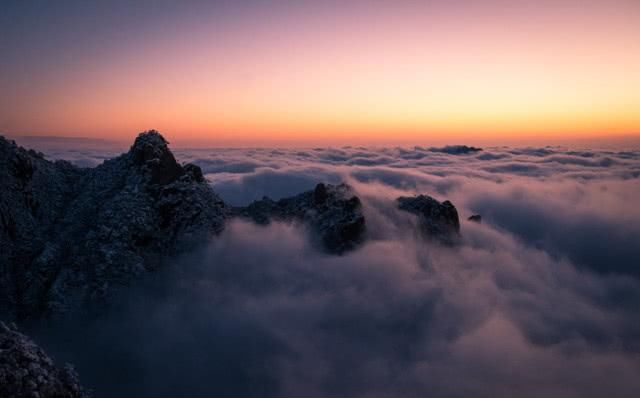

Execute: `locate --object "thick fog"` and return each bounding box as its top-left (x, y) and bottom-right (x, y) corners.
top-left (26, 143), bottom-right (640, 397)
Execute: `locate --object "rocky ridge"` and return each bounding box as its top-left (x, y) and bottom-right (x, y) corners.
top-left (1, 130), bottom-right (465, 397)
top-left (1, 131), bottom-right (463, 320)
top-left (1, 131), bottom-right (226, 319)
top-left (232, 183), bottom-right (366, 254)
top-left (397, 194), bottom-right (461, 244)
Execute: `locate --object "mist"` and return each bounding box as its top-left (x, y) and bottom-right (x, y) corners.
top-left (21, 143), bottom-right (640, 397)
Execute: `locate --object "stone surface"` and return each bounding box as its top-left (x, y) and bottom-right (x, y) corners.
top-left (232, 183), bottom-right (366, 254)
top-left (0, 322), bottom-right (89, 397)
top-left (1, 131), bottom-right (373, 319)
top-left (0, 131), bottom-right (226, 319)
top-left (397, 194), bottom-right (460, 244)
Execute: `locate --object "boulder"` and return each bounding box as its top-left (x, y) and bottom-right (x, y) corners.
top-left (397, 195), bottom-right (460, 244)
top-left (233, 183), bottom-right (366, 254)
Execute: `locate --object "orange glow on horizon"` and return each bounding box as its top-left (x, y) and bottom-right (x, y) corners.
top-left (2, 1), bottom-right (639, 144)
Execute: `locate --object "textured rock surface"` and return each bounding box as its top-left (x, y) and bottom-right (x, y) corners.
top-left (1, 131), bottom-right (372, 319)
top-left (0, 322), bottom-right (89, 397)
top-left (233, 183), bottom-right (366, 254)
top-left (1, 137), bottom-right (83, 319)
top-left (0, 131), bottom-right (226, 319)
top-left (397, 195), bottom-right (460, 243)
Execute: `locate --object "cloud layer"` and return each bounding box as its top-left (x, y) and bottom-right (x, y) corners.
top-left (25, 142), bottom-right (640, 397)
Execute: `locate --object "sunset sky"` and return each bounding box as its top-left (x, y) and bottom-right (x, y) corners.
top-left (1, 0), bottom-right (639, 145)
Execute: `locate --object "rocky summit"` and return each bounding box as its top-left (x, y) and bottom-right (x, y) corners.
top-left (1, 130), bottom-right (463, 320)
top-left (397, 194), bottom-right (461, 244)
top-left (0, 322), bottom-right (89, 397)
top-left (232, 183), bottom-right (366, 254)
top-left (0, 131), bottom-right (226, 319)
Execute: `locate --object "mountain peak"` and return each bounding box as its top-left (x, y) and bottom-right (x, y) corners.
top-left (130, 130), bottom-right (169, 160)
top-left (129, 130), bottom-right (183, 184)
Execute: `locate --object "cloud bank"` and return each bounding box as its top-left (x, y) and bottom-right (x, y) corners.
top-left (25, 142), bottom-right (640, 397)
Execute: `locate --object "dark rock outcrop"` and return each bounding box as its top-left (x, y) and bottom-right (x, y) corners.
top-left (1, 138), bottom-right (83, 319)
top-left (428, 145), bottom-right (482, 155)
top-left (1, 131), bottom-right (226, 319)
top-left (0, 322), bottom-right (89, 397)
top-left (397, 195), bottom-right (460, 244)
top-left (1, 131), bottom-right (370, 319)
top-left (467, 214), bottom-right (482, 223)
top-left (1, 131), bottom-right (373, 319)
top-left (233, 183), bottom-right (366, 254)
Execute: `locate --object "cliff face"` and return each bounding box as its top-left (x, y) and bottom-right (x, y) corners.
top-left (1, 137), bottom-right (85, 319)
top-left (233, 183), bottom-right (366, 254)
top-left (397, 195), bottom-right (461, 244)
top-left (1, 131), bottom-right (226, 319)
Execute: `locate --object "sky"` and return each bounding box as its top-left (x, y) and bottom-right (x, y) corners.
top-left (1, 0), bottom-right (639, 145)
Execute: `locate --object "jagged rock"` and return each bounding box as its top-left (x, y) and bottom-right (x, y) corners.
top-left (314, 182), bottom-right (328, 205)
top-left (0, 131), bottom-right (226, 319)
top-left (397, 195), bottom-right (460, 243)
top-left (1, 137), bottom-right (83, 319)
top-left (0, 322), bottom-right (89, 397)
top-left (1, 131), bottom-right (371, 318)
top-left (233, 183), bottom-right (366, 254)
top-left (468, 214), bottom-right (482, 223)
top-left (130, 131), bottom-right (183, 184)
top-left (183, 163), bottom-right (205, 183)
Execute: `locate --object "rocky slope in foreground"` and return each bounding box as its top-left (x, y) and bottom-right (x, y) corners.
top-left (0, 322), bottom-right (89, 397)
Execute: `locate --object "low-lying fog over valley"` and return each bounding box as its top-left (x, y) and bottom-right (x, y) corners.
top-left (2, 133), bottom-right (639, 397)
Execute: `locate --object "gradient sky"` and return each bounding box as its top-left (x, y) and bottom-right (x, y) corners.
top-left (1, 0), bottom-right (639, 145)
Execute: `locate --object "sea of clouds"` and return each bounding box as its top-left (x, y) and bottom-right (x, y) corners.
top-left (21, 138), bottom-right (640, 397)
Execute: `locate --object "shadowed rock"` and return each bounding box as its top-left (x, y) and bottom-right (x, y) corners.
top-left (130, 131), bottom-right (183, 185)
top-left (397, 195), bottom-right (460, 244)
top-left (1, 130), bottom-right (370, 318)
top-left (232, 183), bottom-right (366, 254)
top-left (0, 322), bottom-right (89, 397)
top-left (2, 130), bottom-right (376, 320)
top-left (0, 131), bottom-right (226, 319)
